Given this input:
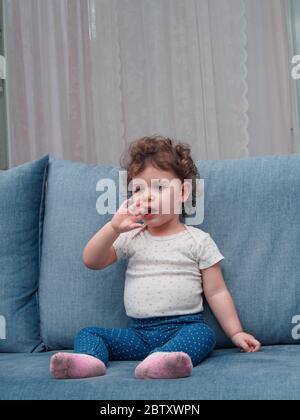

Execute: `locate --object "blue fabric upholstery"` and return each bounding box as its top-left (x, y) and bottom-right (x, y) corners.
top-left (39, 154), bottom-right (300, 352)
top-left (39, 157), bottom-right (130, 350)
top-left (198, 154), bottom-right (300, 348)
top-left (2, 152), bottom-right (299, 399)
top-left (0, 155), bottom-right (49, 352)
top-left (0, 345), bottom-right (299, 400)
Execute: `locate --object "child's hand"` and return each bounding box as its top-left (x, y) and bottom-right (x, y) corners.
top-left (231, 332), bottom-right (261, 353)
top-left (111, 198), bottom-right (147, 234)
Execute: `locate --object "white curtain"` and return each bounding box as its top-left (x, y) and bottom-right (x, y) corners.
top-left (286, 0), bottom-right (300, 154)
top-left (246, 0), bottom-right (293, 156)
top-left (3, 0), bottom-right (293, 168)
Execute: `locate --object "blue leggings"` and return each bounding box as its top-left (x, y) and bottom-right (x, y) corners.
top-left (74, 312), bottom-right (216, 367)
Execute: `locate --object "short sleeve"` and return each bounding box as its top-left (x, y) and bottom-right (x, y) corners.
top-left (197, 233), bottom-right (225, 270)
top-left (112, 232), bottom-right (131, 260)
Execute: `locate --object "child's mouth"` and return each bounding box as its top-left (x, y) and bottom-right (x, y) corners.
top-left (143, 213), bottom-right (156, 219)
top-left (143, 207), bottom-right (157, 218)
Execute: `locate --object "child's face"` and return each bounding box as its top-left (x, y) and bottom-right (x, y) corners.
top-left (130, 165), bottom-right (191, 226)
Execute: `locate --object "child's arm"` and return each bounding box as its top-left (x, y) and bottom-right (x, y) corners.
top-left (82, 221), bottom-right (119, 270)
top-left (82, 198), bottom-right (146, 270)
top-left (202, 263), bottom-right (261, 352)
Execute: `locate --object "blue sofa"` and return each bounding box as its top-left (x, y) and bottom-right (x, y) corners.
top-left (1, 153), bottom-right (300, 400)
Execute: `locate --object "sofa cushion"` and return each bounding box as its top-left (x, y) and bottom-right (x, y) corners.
top-left (39, 154), bottom-right (300, 351)
top-left (0, 155), bottom-right (49, 352)
top-left (198, 154), bottom-right (300, 348)
top-left (0, 345), bottom-right (299, 400)
top-left (39, 157), bottom-right (130, 350)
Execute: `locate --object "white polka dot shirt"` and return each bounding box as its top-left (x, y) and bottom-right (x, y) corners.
top-left (112, 224), bottom-right (225, 318)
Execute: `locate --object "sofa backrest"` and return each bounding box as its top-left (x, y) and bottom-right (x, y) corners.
top-left (198, 154), bottom-right (300, 347)
top-left (39, 154), bottom-right (300, 350)
top-left (39, 157), bottom-right (129, 350)
top-left (0, 155), bottom-right (49, 352)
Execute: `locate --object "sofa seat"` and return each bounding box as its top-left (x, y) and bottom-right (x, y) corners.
top-left (0, 345), bottom-right (299, 400)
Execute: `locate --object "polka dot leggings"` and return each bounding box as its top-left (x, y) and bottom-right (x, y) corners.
top-left (74, 312), bottom-right (216, 367)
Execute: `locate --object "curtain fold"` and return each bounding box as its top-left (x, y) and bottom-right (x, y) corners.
top-left (0, 0), bottom-right (8, 170)
top-left (286, 0), bottom-right (300, 154)
top-left (3, 0), bottom-right (293, 167)
top-left (246, 0), bottom-right (293, 156)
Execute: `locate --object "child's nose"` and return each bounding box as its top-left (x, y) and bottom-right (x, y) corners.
top-left (137, 195), bottom-right (154, 206)
top-left (141, 191), bottom-right (155, 204)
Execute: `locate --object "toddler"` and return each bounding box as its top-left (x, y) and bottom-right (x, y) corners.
top-left (50, 135), bottom-right (261, 380)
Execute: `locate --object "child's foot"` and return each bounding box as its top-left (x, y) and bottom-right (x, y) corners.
top-left (50, 352), bottom-right (106, 379)
top-left (135, 351), bottom-right (193, 379)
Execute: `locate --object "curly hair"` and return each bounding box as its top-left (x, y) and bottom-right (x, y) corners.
top-left (119, 134), bottom-right (200, 219)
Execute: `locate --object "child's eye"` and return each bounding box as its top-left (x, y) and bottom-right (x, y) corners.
top-left (157, 184), bottom-right (166, 192)
top-left (133, 186), bottom-right (141, 194)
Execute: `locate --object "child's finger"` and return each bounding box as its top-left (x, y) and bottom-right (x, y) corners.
top-left (123, 198), bottom-right (133, 207)
top-left (252, 341), bottom-right (261, 352)
top-left (134, 205), bottom-right (148, 215)
top-left (119, 198), bottom-right (133, 213)
top-left (129, 198), bottom-right (146, 214)
top-left (246, 338), bottom-right (260, 352)
top-left (133, 213), bottom-right (145, 221)
top-left (240, 341), bottom-right (251, 352)
top-left (135, 198), bottom-right (142, 207)
top-left (247, 337), bottom-right (260, 347)
top-left (130, 223), bottom-right (144, 230)
top-left (127, 200), bottom-right (142, 215)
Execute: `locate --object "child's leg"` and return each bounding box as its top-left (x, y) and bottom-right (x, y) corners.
top-left (50, 326), bottom-right (149, 379)
top-left (135, 322), bottom-right (216, 379)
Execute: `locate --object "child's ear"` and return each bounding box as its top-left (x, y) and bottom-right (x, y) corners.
top-left (181, 180), bottom-right (192, 204)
